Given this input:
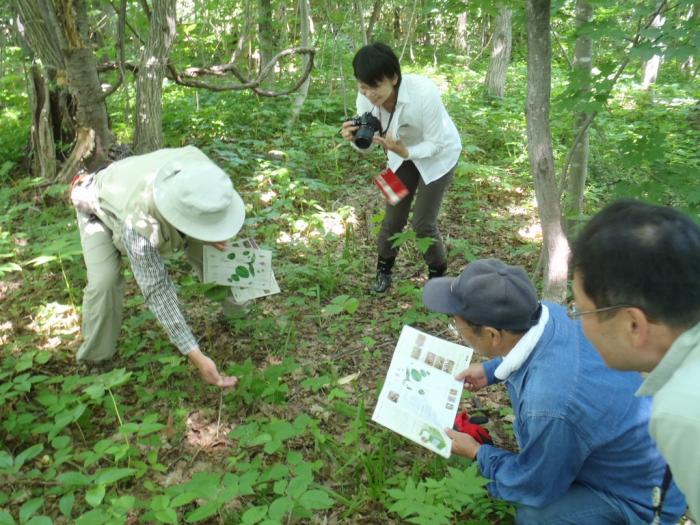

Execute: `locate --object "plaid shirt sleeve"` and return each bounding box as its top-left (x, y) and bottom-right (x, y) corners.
top-left (122, 226), bottom-right (198, 355)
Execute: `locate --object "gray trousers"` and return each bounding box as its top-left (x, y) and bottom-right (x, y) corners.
top-left (76, 212), bottom-right (239, 363)
top-left (377, 161), bottom-right (455, 269)
top-left (76, 212), bottom-right (124, 363)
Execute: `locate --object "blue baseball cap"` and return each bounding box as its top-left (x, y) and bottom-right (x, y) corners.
top-left (423, 259), bottom-right (540, 331)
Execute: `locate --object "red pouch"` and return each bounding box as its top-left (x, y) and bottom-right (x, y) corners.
top-left (373, 167), bottom-right (409, 205)
top-left (453, 411), bottom-right (494, 445)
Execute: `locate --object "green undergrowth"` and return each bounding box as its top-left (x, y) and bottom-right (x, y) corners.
top-left (2, 49), bottom-right (698, 524)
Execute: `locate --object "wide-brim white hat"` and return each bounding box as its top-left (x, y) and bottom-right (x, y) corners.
top-left (153, 160), bottom-right (245, 242)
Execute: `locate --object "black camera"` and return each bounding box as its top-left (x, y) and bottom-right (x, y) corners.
top-left (351, 112), bottom-right (381, 149)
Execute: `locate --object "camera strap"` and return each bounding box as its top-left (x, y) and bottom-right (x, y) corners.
top-left (379, 109), bottom-right (395, 139)
top-left (379, 85), bottom-right (399, 139)
top-left (376, 104), bottom-right (396, 156)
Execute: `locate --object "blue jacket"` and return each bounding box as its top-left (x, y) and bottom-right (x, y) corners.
top-left (477, 302), bottom-right (686, 523)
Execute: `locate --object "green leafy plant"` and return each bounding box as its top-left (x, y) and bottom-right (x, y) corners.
top-left (385, 464), bottom-right (490, 525)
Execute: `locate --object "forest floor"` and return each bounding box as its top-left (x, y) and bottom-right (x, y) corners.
top-left (1, 142), bottom-right (536, 524)
top-left (1, 66), bottom-right (555, 524)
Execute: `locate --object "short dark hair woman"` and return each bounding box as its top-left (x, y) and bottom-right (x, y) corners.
top-left (341, 42), bottom-right (461, 292)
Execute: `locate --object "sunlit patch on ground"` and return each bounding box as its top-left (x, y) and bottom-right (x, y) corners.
top-left (276, 208), bottom-right (358, 246)
top-left (27, 301), bottom-right (80, 338)
top-left (260, 189), bottom-right (277, 203)
top-left (506, 204), bottom-right (531, 217)
top-left (0, 320), bottom-right (13, 345)
top-left (317, 211), bottom-right (351, 236)
top-left (513, 198), bottom-right (542, 242)
top-left (517, 221), bottom-right (542, 242)
top-left (0, 279), bottom-right (21, 302)
top-left (276, 230), bottom-right (293, 244)
top-left (184, 410), bottom-right (233, 451)
top-left (261, 355), bottom-right (284, 369)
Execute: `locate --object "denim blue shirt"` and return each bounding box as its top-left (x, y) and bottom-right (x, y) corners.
top-left (476, 302), bottom-right (686, 523)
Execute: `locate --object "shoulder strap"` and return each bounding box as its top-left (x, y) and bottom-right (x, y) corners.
top-left (651, 464), bottom-right (673, 525)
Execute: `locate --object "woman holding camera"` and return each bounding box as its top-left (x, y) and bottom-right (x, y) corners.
top-left (341, 43), bottom-right (461, 293)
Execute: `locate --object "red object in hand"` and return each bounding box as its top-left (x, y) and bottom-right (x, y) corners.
top-left (374, 167), bottom-right (409, 205)
top-left (453, 411), bottom-right (493, 445)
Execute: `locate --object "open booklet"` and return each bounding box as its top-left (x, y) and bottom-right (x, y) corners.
top-left (202, 239), bottom-right (280, 301)
top-left (371, 325), bottom-right (474, 458)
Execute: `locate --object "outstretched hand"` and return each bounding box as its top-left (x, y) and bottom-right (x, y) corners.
top-left (188, 348), bottom-right (238, 389)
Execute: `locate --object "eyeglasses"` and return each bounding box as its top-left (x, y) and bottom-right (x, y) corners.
top-left (567, 303), bottom-right (633, 319)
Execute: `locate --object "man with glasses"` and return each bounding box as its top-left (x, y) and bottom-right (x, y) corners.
top-left (571, 199), bottom-right (700, 520)
top-left (423, 258), bottom-right (685, 524)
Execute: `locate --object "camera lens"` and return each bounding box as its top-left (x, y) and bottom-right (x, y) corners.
top-left (354, 130), bottom-right (374, 149)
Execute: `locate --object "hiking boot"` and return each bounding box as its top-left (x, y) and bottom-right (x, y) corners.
top-left (428, 264), bottom-right (447, 279)
top-left (371, 271), bottom-right (392, 293)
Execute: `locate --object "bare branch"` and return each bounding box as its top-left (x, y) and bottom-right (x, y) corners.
top-left (168, 46), bottom-right (317, 96)
top-left (97, 47), bottom-right (317, 97)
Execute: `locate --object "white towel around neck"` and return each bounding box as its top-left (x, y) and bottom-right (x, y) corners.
top-left (494, 304), bottom-right (550, 381)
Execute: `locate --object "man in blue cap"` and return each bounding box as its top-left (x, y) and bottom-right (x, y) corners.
top-left (423, 258), bottom-right (685, 524)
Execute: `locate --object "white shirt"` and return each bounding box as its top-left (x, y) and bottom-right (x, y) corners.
top-left (355, 74), bottom-right (462, 184)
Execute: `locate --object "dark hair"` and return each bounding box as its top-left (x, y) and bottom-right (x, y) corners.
top-left (571, 199), bottom-right (700, 328)
top-left (464, 311), bottom-right (536, 337)
top-left (352, 42), bottom-right (402, 87)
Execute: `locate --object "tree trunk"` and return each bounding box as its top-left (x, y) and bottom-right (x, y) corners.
top-left (354, 0), bottom-right (368, 45)
top-left (27, 63), bottom-right (57, 179)
top-left (400, 0), bottom-right (419, 62)
top-left (14, 0), bottom-right (113, 177)
top-left (480, 15), bottom-right (489, 51)
top-left (564, 0), bottom-right (593, 234)
top-left (57, 0), bottom-right (113, 173)
top-left (230, 0), bottom-right (254, 65)
top-left (454, 9), bottom-right (468, 52)
top-left (287, 0), bottom-right (313, 125)
top-left (393, 8), bottom-right (401, 40)
top-left (1, 19), bottom-right (6, 78)
top-left (277, 2), bottom-right (289, 50)
top-left (421, 0), bottom-right (432, 47)
top-left (681, 4), bottom-right (696, 75)
top-left (134, 0), bottom-right (177, 154)
top-left (484, 6), bottom-right (512, 98)
top-left (366, 0), bottom-right (382, 42)
top-left (63, 46), bottom-right (112, 163)
top-left (13, 0), bottom-right (65, 70)
top-left (642, 8), bottom-right (665, 87)
top-left (526, 0), bottom-right (569, 302)
top-left (258, 0), bottom-right (275, 85)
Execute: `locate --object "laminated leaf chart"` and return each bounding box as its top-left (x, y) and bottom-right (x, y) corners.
top-left (372, 326), bottom-right (473, 458)
top-left (202, 240), bottom-right (280, 301)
